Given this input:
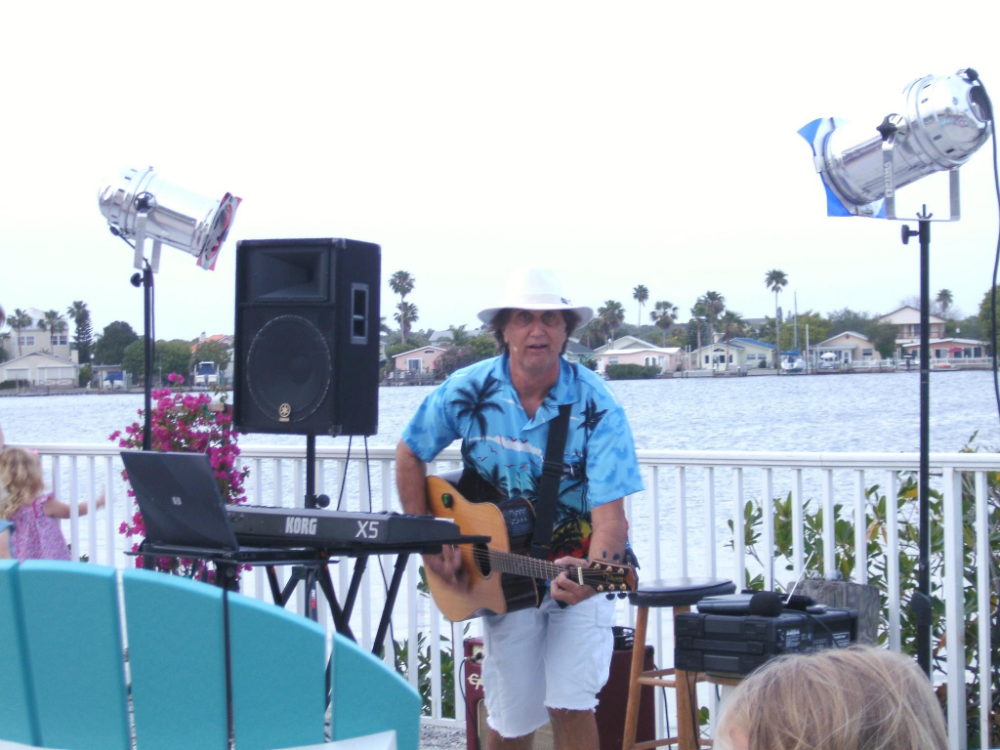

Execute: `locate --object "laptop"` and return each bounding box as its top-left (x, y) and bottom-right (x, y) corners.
top-left (120, 451), bottom-right (240, 551)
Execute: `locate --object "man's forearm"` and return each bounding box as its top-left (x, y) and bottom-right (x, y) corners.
top-left (588, 499), bottom-right (628, 565)
top-left (395, 440), bottom-right (430, 515)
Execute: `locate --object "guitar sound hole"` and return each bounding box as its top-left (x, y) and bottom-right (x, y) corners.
top-left (472, 543), bottom-right (491, 576)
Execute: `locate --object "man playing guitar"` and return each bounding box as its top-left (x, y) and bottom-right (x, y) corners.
top-left (396, 268), bottom-right (644, 750)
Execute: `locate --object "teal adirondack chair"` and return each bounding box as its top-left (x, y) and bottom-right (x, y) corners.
top-left (0, 560), bottom-right (420, 750)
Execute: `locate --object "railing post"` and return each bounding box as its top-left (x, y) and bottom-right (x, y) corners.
top-left (942, 467), bottom-right (967, 750)
top-left (733, 467), bottom-right (745, 589)
top-left (87, 455), bottom-right (98, 563)
top-left (821, 469), bottom-right (835, 578)
top-left (104, 455), bottom-right (115, 566)
top-left (792, 469), bottom-right (804, 582)
top-left (886, 471), bottom-right (900, 652)
top-left (853, 470), bottom-right (867, 584)
top-left (705, 467), bottom-right (716, 578)
top-left (762, 468), bottom-right (774, 591)
top-left (675, 466), bottom-right (688, 579)
top-left (975, 471), bottom-right (991, 749)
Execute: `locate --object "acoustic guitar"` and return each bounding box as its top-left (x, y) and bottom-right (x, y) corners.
top-left (424, 470), bottom-right (637, 622)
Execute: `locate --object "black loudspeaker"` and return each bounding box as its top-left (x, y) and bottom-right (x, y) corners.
top-left (233, 238), bottom-right (381, 436)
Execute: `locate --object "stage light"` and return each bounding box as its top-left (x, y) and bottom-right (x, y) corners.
top-left (799, 69), bottom-right (991, 218)
top-left (98, 167), bottom-right (241, 271)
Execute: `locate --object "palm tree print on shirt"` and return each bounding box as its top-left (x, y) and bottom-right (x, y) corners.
top-left (454, 374), bottom-right (504, 437)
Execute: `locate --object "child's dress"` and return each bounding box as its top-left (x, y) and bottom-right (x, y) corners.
top-left (10, 493), bottom-right (71, 561)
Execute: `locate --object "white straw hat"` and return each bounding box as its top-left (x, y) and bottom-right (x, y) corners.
top-left (477, 268), bottom-right (594, 327)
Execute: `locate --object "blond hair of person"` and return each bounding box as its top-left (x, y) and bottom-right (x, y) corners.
top-left (0, 448), bottom-right (45, 521)
top-left (716, 645), bottom-right (948, 750)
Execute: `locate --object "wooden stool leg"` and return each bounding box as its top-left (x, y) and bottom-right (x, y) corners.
top-left (673, 605), bottom-right (699, 750)
top-left (622, 606), bottom-right (649, 750)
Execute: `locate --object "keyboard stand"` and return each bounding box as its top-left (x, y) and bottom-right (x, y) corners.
top-left (265, 549), bottom-right (417, 658)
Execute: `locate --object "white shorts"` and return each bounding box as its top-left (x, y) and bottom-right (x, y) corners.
top-left (481, 592), bottom-right (616, 739)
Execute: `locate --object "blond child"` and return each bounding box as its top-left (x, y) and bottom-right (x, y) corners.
top-left (716, 645), bottom-right (948, 750)
top-left (0, 447), bottom-right (105, 561)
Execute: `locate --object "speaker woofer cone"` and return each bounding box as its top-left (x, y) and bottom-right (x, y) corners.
top-left (246, 315), bottom-right (332, 423)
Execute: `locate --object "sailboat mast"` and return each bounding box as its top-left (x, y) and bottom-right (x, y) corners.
top-left (794, 292), bottom-right (800, 354)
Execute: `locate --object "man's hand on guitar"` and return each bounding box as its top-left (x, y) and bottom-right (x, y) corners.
top-left (423, 545), bottom-right (469, 590)
top-left (549, 556), bottom-right (594, 606)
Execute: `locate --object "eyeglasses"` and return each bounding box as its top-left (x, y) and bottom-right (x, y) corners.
top-left (509, 310), bottom-right (564, 329)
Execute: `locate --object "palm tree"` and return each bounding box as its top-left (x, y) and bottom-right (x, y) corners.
top-left (690, 297), bottom-right (710, 368)
top-left (448, 324), bottom-right (470, 346)
top-left (632, 285), bottom-right (649, 330)
top-left (765, 270), bottom-right (788, 369)
top-left (936, 289), bottom-right (953, 317)
top-left (39, 310), bottom-right (66, 338)
top-left (704, 291), bottom-right (725, 346)
top-left (720, 310), bottom-right (745, 371)
top-left (596, 300), bottom-right (625, 346)
top-left (389, 271), bottom-right (415, 301)
top-left (650, 301), bottom-right (678, 346)
top-left (65, 300), bottom-right (93, 362)
top-left (66, 300), bottom-right (88, 326)
top-left (10, 309), bottom-right (33, 357)
top-left (394, 301), bottom-right (418, 344)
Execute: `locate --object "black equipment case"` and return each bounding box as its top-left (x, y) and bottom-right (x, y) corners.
top-left (674, 607), bottom-right (858, 676)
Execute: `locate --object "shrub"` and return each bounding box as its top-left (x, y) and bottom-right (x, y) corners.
top-left (605, 364), bottom-right (660, 380)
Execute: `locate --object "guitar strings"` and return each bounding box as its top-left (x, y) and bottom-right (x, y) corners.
top-left (449, 544), bottom-right (633, 588)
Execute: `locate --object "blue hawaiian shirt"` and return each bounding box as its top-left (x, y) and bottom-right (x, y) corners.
top-left (402, 354), bottom-right (643, 560)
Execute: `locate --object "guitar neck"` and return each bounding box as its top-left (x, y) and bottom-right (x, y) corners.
top-left (488, 549), bottom-right (572, 583)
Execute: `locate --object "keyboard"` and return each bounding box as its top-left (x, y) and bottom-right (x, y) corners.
top-left (226, 504), bottom-right (482, 552)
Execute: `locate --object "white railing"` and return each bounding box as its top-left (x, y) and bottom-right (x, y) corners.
top-left (24, 443), bottom-right (998, 749)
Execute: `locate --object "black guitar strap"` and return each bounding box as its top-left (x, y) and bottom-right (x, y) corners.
top-left (531, 403), bottom-right (572, 560)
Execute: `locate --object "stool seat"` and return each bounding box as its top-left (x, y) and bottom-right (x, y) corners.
top-left (628, 577), bottom-right (736, 608)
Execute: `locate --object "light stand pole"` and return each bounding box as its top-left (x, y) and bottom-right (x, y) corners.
top-left (130, 261), bottom-right (155, 450)
top-left (902, 209), bottom-right (934, 677)
top-left (126, 203), bottom-right (161, 452)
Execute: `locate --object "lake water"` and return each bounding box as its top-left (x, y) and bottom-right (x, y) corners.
top-left (2, 369), bottom-right (998, 453)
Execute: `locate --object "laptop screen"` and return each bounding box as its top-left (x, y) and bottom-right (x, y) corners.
top-left (120, 451), bottom-right (239, 551)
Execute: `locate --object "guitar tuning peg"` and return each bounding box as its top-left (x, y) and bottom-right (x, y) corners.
top-left (605, 593), bottom-right (615, 600)
top-left (597, 585), bottom-right (604, 592)
top-left (617, 592), bottom-right (628, 599)
top-left (619, 584), bottom-right (627, 591)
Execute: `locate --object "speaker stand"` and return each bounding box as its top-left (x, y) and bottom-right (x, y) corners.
top-left (305, 434), bottom-right (331, 510)
top-left (289, 434), bottom-right (331, 621)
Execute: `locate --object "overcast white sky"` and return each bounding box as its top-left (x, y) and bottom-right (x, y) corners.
top-left (1, 1), bottom-right (998, 342)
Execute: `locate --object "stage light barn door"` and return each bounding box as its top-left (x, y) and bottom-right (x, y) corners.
top-left (234, 238), bottom-right (381, 436)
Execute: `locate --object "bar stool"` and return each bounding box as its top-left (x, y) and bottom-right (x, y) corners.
top-left (622, 577), bottom-right (736, 750)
